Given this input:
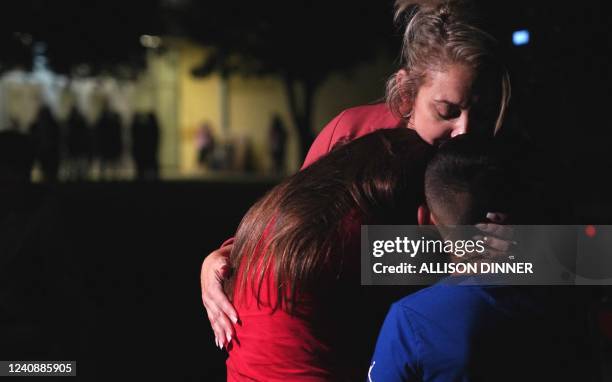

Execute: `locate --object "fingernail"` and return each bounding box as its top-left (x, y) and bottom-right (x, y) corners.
top-left (473, 235), bottom-right (483, 241)
top-left (486, 212), bottom-right (496, 221)
top-left (226, 333), bottom-right (232, 344)
top-left (475, 223), bottom-right (487, 230)
top-left (230, 315), bottom-right (238, 324)
top-left (215, 337), bottom-right (219, 349)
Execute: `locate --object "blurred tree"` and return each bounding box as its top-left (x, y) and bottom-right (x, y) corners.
top-left (183, 1), bottom-right (397, 158)
top-left (1, 0), bottom-right (165, 77)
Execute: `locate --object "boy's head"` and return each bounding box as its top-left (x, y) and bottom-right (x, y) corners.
top-left (419, 134), bottom-right (515, 229)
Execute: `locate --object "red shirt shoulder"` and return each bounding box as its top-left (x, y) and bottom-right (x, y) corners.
top-left (302, 103), bottom-right (402, 169)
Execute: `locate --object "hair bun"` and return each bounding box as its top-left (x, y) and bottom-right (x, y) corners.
top-left (394, 0), bottom-right (476, 25)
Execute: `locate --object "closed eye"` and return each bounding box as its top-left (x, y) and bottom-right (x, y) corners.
top-left (435, 103), bottom-right (461, 119)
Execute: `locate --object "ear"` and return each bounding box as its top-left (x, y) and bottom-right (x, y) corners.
top-left (417, 204), bottom-right (436, 225)
top-left (396, 69), bottom-right (413, 116)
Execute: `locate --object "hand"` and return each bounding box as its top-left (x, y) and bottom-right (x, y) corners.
top-left (201, 244), bottom-right (238, 350)
top-left (474, 212), bottom-right (516, 259)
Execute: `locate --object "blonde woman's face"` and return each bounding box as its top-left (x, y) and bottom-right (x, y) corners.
top-left (406, 64), bottom-right (500, 146)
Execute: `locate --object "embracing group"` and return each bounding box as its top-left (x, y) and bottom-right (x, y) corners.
top-left (201, 1), bottom-right (582, 381)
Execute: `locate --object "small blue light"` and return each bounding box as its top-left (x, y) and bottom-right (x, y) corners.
top-left (513, 30), bottom-right (530, 46)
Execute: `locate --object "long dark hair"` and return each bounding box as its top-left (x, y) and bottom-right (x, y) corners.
top-left (226, 128), bottom-right (434, 312)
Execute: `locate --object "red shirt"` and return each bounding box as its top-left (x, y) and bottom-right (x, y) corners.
top-left (226, 103), bottom-right (400, 381)
top-left (226, 219), bottom-right (338, 381)
top-left (301, 103), bottom-right (402, 169)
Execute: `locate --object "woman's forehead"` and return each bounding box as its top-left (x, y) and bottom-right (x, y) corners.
top-left (421, 65), bottom-right (498, 105)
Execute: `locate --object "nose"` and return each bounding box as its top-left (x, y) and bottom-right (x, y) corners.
top-left (451, 111), bottom-right (470, 137)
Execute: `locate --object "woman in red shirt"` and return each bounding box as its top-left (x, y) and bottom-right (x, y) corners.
top-left (202, 0), bottom-right (514, 360)
top-left (226, 128), bottom-right (434, 381)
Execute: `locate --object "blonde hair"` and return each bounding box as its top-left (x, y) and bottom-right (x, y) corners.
top-left (386, 0), bottom-right (511, 134)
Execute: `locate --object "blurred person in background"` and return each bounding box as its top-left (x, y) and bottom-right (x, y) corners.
top-left (196, 121), bottom-right (215, 170)
top-left (131, 112), bottom-right (160, 181)
top-left (269, 114), bottom-right (288, 175)
top-left (29, 104), bottom-right (60, 183)
top-left (94, 100), bottom-right (123, 180)
top-left (65, 104), bottom-right (92, 181)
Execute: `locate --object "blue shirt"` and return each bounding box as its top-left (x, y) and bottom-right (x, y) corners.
top-left (368, 279), bottom-right (560, 382)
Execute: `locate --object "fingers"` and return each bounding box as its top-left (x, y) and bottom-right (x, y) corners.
top-left (214, 245), bottom-right (233, 280)
top-left (208, 305), bottom-right (235, 350)
top-left (476, 214), bottom-right (517, 260)
top-left (486, 212), bottom-right (508, 223)
top-left (473, 221), bottom-right (517, 261)
top-left (480, 245), bottom-right (515, 261)
top-left (474, 234), bottom-right (513, 253)
top-left (200, 247), bottom-right (233, 309)
top-left (461, 215), bottom-right (518, 265)
top-left (201, 244), bottom-right (238, 350)
top-left (461, 250), bottom-right (486, 264)
top-left (204, 288), bottom-right (238, 350)
top-left (204, 256), bottom-right (239, 324)
top-left (218, 296), bottom-right (239, 325)
top-left (205, 294), bottom-right (236, 349)
top-left (463, 240), bottom-right (514, 262)
top-left (475, 223), bottom-right (514, 241)
top-left (206, 304), bottom-right (224, 349)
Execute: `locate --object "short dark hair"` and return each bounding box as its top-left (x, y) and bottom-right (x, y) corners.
top-left (424, 134), bottom-right (514, 226)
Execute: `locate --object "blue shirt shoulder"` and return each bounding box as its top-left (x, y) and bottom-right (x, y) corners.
top-left (368, 284), bottom-right (541, 382)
